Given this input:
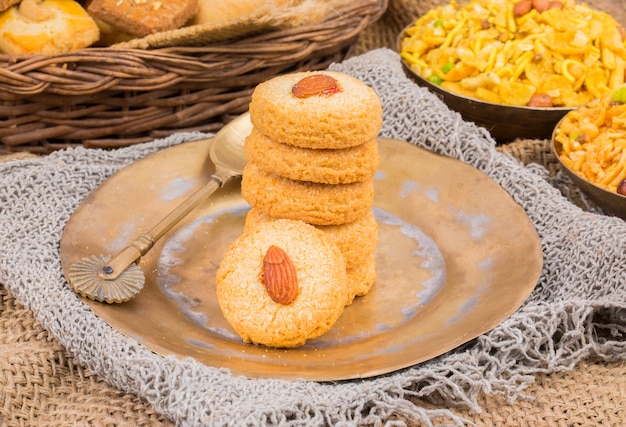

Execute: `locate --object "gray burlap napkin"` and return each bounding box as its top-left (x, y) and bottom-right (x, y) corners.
top-left (1, 49), bottom-right (624, 426)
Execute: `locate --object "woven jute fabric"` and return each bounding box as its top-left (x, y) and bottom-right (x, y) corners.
top-left (1, 47), bottom-right (624, 426)
top-left (0, 286), bottom-right (172, 427)
top-left (1, 1), bottom-right (626, 425)
top-left (2, 283), bottom-right (625, 427)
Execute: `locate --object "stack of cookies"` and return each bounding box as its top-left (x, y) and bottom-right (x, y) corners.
top-left (241, 70), bottom-right (383, 305)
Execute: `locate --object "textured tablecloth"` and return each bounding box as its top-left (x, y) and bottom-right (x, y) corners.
top-left (1, 47), bottom-right (625, 426)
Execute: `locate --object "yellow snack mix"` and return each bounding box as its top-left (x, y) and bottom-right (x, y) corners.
top-left (554, 86), bottom-right (626, 194)
top-left (400, 0), bottom-right (626, 107)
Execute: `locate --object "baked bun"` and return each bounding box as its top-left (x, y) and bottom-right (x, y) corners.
top-left (191, 0), bottom-right (288, 26)
top-left (245, 127), bottom-right (379, 184)
top-left (215, 219), bottom-right (348, 348)
top-left (241, 162), bottom-right (374, 226)
top-left (87, 0), bottom-right (198, 37)
top-left (0, 0), bottom-right (99, 54)
top-left (249, 71), bottom-right (383, 149)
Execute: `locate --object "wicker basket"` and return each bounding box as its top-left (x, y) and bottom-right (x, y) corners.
top-left (0, 0), bottom-right (387, 154)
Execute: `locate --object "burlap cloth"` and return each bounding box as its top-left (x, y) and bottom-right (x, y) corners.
top-left (1, 1), bottom-right (626, 425)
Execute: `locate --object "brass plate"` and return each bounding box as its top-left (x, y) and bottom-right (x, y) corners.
top-left (60, 138), bottom-right (543, 381)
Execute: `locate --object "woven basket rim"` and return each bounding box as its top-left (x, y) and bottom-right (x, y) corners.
top-left (0, 0), bottom-right (386, 96)
top-left (0, 0), bottom-right (388, 153)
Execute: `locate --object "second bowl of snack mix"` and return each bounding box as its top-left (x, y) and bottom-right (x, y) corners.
top-left (552, 86), bottom-right (626, 220)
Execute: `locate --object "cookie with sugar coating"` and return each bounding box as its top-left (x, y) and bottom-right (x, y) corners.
top-left (245, 127), bottom-right (379, 184)
top-left (215, 219), bottom-right (348, 348)
top-left (244, 208), bottom-right (378, 270)
top-left (345, 254), bottom-right (377, 305)
top-left (249, 70), bottom-right (382, 149)
top-left (241, 162), bottom-right (374, 226)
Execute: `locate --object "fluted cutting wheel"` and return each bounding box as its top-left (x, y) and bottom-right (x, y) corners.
top-left (68, 254), bottom-right (145, 303)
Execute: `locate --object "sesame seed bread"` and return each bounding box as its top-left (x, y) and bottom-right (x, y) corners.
top-left (244, 128), bottom-right (379, 184)
top-left (241, 162), bottom-right (374, 226)
top-left (248, 71), bottom-right (383, 149)
top-left (215, 219), bottom-right (348, 348)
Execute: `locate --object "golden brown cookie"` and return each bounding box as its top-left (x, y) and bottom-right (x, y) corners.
top-left (244, 208), bottom-right (378, 270)
top-left (249, 71), bottom-right (383, 149)
top-left (241, 162), bottom-right (374, 226)
top-left (244, 128), bottom-right (379, 184)
top-left (346, 254), bottom-right (377, 305)
top-left (215, 219), bottom-right (348, 348)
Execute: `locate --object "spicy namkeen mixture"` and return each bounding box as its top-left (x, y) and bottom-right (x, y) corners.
top-left (400, 0), bottom-right (626, 107)
top-left (554, 87), bottom-right (626, 195)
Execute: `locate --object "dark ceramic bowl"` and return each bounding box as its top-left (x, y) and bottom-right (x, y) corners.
top-left (551, 114), bottom-right (626, 220)
top-left (397, 27), bottom-right (573, 144)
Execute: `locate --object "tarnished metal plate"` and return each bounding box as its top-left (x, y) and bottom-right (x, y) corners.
top-left (60, 137), bottom-right (543, 381)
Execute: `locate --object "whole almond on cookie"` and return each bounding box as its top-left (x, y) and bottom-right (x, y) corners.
top-left (216, 218), bottom-right (349, 347)
top-left (291, 74), bottom-right (341, 98)
top-left (262, 245), bottom-right (299, 305)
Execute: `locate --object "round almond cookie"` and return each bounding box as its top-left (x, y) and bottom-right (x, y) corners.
top-left (215, 219), bottom-right (348, 348)
top-left (244, 128), bottom-right (379, 184)
top-left (241, 162), bottom-right (374, 226)
top-left (346, 254), bottom-right (377, 305)
top-left (244, 208), bottom-right (378, 270)
top-left (249, 71), bottom-right (383, 149)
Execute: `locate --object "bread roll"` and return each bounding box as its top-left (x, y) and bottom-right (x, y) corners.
top-left (87, 0), bottom-right (198, 37)
top-left (191, 0), bottom-right (289, 26)
top-left (0, 0), bottom-right (99, 55)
